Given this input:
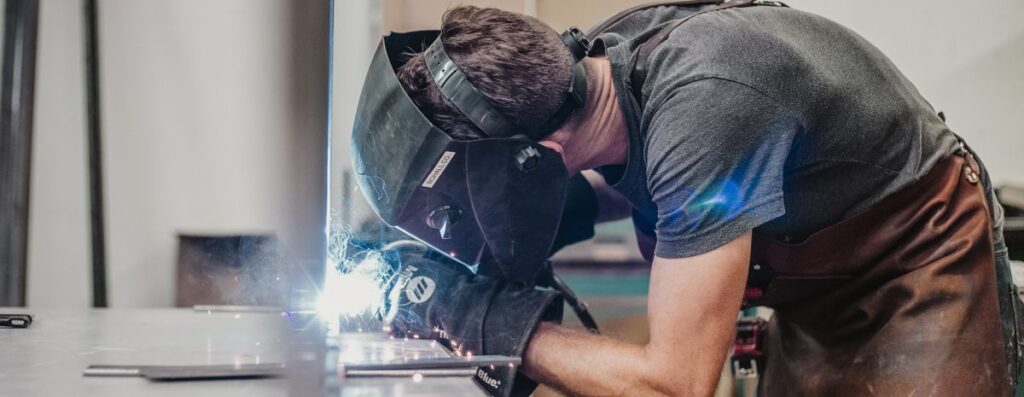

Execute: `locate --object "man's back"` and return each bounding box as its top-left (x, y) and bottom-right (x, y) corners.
top-left (596, 4), bottom-right (958, 244)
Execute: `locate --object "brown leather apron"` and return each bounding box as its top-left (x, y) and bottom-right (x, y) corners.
top-left (740, 152), bottom-right (1014, 396)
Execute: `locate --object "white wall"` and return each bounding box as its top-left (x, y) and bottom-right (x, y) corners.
top-left (785, 0), bottom-right (1024, 186)
top-left (28, 0), bottom-right (328, 307)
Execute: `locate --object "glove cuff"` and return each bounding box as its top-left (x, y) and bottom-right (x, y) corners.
top-left (477, 286), bottom-right (563, 397)
top-left (483, 287), bottom-right (563, 356)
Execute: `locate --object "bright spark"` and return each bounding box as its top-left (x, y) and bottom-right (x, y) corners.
top-left (315, 251), bottom-right (390, 322)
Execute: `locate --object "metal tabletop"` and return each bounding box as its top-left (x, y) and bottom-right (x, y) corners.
top-left (0, 308), bottom-right (486, 396)
top-left (0, 308), bottom-right (288, 396)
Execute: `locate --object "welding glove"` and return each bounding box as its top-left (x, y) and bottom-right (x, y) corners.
top-left (381, 253), bottom-right (563, 397)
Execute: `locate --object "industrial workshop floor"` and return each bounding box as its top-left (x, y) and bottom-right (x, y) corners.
top-left (534, 271), bottom-right (733, 397)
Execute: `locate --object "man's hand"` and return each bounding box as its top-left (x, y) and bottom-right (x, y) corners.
top-left (381, 252), bottom-right (564, 397)
top-left (549, 171), bottom-right (633, 255)
top-left (522, 232), bottom-right (751, 396)
top-left (581, 170), bottom-right (633, 223)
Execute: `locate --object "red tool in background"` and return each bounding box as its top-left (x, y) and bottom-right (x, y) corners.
top-left (731, 314), bottom-right (767, 397)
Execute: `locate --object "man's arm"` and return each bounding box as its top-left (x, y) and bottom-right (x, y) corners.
top-left (522, 232), bottom-right (750, 396)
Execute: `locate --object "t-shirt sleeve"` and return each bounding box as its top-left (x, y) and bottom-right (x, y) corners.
top-left (644, 77), bottom-right (799, 258)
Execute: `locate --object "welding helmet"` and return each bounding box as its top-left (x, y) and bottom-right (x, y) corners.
top-left (351, 28), bottom-right (590, 284)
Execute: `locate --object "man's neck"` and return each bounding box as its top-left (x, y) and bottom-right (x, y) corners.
top-left (568, 56), bottom-right (628, 173)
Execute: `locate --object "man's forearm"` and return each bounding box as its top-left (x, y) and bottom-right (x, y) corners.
top-left (522, 322), bottom-right (726, 397)
top-left (522, 234), bottom-right (751, 396)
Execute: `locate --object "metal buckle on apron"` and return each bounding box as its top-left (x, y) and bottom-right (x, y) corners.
top-left (965, 163), bottom-right (980, 185)
top-left (955, 139), bottom-right (980, 185)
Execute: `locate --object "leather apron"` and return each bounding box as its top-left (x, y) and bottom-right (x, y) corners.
top-left (742, 151), bottom-right (1017, 396)
top-left (633, 150), bottom-right (1019, 395)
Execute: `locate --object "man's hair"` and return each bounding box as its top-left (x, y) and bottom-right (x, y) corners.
top-left (396, 6), bottom-right (574, 140)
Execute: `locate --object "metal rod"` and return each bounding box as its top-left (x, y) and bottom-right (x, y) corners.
top-left (343, 368), bottom-right (477, 377)
top-left (0, 0), bottom-right (40, 307)
top-left (340, 355), bottom-right (520, 372)
top-left (83, 0), bottom-right (108, 307)
top-left (191, 305), bottom-right (284, 313)
top-left (82, 366), bottom-right (144, 377)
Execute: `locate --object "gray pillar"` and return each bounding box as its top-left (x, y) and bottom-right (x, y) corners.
top-left (0, 0), bottom-right (40, 307)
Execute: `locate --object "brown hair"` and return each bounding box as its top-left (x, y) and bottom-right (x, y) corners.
top-left (396, 6), bottom-right (574, 140)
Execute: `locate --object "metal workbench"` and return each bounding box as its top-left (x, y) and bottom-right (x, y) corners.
top-left (0, 308), bottom-right (288, 396)
top-left (0, 308), bottom-right (486, 396)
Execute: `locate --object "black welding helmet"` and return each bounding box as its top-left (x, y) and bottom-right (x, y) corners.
top-left (351, 28), bottom-right (590, 284)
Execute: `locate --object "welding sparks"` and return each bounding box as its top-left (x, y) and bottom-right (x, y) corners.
top-left (315, 251), bottom-right (392, 322)
top-left (318, 218), bottom-right (429, 333)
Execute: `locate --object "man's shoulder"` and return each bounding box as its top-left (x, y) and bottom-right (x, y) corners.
top-left (648, 6), bottom-right (830, 77)
top-left (639, 6), bottom-right (869, 117)
top-left (591, 4), bottom-right (705, 39)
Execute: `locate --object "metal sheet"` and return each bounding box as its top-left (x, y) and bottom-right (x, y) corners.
top-left (84, 363), bottom-right (286, 380)
top-left (0, 308), bottom-right (288, 396)
top-left (330, 333), bottom-right (488, 396)
top-left (0, 308), bottom-right (488, 396)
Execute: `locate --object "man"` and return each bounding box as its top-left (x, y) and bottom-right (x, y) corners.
top-left (351, 2), bottom-right (1022, 396)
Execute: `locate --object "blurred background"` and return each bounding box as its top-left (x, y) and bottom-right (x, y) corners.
top-left (0, 1), bottom-right (1021, 396)
top-left (2, 0), bottom-right (330, 309)
top-left (2, 0), bottom-right (1022, 339)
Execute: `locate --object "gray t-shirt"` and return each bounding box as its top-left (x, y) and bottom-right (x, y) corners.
top-left (593, 4), bottom-right (958, 258)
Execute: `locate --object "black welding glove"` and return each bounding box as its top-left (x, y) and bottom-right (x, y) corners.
top-left (382, 253), bottom-right (563, 397)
